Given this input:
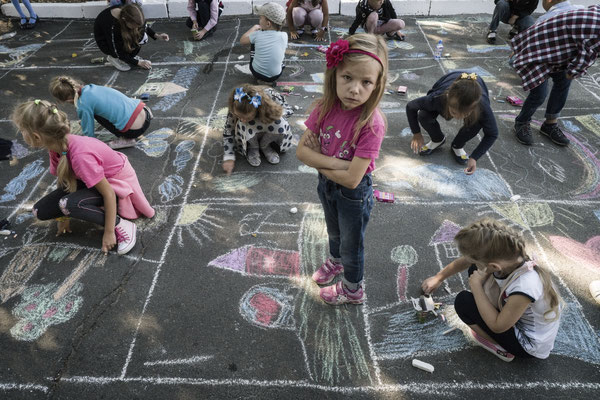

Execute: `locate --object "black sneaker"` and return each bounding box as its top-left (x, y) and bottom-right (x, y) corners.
top-left (540, 123), bottom-right (570, 146)
top-left (515, 124), bottom-right (533, 145)
top-left (486, 30), bottom-right (496, 44)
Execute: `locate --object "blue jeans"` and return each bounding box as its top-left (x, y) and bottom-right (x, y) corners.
top-left (489, 0), bottom-right (535, 32)
top-left (515, 71), bottom-right (572, 125)
top-left (317, 173), bottom-right (374, 284)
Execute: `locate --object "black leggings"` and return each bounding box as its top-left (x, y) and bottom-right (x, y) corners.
top-left (454, 266), bottom-right (532, 358)
top-left (94, 106), bottom-right (152, 139)
top-left (185, 1), bottom-right (222, 32)
top-left (417, 109), bottom-right (482, 149)
top-left (33, 180), bottom-right (120, 227)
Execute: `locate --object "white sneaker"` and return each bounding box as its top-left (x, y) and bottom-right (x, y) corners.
top-left (106, 55), bottom-right (131, 72)
top-left (115, 218), bottom-right (137, 255)
top-left (108, 138), bottom-right (137, 150)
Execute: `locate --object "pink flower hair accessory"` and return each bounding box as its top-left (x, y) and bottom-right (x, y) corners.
top-left (325, 39), bottom-right (383, 70)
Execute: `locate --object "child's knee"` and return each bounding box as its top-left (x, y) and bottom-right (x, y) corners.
top-left (391, 19), bottom-right (405, 30)
top-left (365, 12), bottom-right (379, 26)
top-left (58, 196), bottom-right (71, 216)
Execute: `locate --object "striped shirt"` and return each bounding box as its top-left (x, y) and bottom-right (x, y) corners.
top-left (511, 5), bottom-right (600, 91)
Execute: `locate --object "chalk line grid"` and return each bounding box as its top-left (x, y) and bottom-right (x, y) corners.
top-left (1, 18), bottom-right (600, 396)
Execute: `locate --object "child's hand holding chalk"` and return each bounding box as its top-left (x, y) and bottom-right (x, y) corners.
top-left (56, 217), bottom-right (72, 237)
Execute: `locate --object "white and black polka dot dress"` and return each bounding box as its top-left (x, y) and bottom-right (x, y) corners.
top-left (222, 88), bottom-right (294, 161)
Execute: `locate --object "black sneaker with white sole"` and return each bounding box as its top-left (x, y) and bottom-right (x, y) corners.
top-left (540, 123), bottom-right (570, 146)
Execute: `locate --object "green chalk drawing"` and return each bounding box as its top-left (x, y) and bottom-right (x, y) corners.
top-left (48, 247), bottom-right (71, 263)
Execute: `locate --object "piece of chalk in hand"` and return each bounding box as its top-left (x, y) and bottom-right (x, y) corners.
top-left (510, 195), bottom-right (521, 202)
top-left (412, 359), bottom-right (434, 373)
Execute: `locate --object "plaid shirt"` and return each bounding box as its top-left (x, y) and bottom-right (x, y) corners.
top-left (511, 5), bottom-right (600, 91)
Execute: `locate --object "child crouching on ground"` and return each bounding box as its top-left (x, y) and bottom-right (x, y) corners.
top-left (222, 84), bottom-right (293, 175)
top-left (349, 0), bottom-right (405, 41)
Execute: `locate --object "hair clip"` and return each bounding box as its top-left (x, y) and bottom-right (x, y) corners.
top-left (34, 99), bottom-right (41, 105)
top-left (61, 151), bottom-right (67, 156)
top-left (234, 87), bottom-right (247, 103)
top-left (52, 108), bottom-right (58, 114)
top-left (460, 72), bottom-right (477, 80)
top-left (250, 95), bottom-right (262, 109)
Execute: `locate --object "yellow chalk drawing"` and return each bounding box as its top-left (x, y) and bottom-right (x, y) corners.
top-left (490, 202), bottom-right (554, 229)
top-left (0, 245), bottom-right (49, 303)
top-left (176, 204), bottom-right (209, 226)
top-left (575, 115), bottom-right (600, 138)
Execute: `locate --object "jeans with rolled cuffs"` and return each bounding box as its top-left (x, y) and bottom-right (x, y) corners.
top-left (317, 173), bottom-right (374, 285)
top-left (515, 71), bottom-right (572, 125)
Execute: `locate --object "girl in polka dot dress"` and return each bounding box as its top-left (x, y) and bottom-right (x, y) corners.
top-left (222, 84), bottom-right (293, 175)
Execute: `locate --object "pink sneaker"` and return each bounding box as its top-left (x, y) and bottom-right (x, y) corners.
top-left (312, 259), bottom-right (343, 285)
top-left (115, 218), bottom-right (137, 255)
top-left (469, 329), bottom-right (515, 362)
top-left (319, 281), bottom-right (364, 305)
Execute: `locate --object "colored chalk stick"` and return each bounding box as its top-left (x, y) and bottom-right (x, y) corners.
top-left (412, 359), bottom-right (434, 373)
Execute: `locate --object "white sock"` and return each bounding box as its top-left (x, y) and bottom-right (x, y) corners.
top-left (452, 147), bottom-right (467, 157)
top-left (424, 140), bottom-right (444, 150)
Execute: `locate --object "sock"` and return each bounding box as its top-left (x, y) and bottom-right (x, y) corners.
top-left (423, 140), bottom-right (443, 150)
top-left (452, 147), bottom-right (467, 157)
top-left (342, 278), bottom-right (360, 292)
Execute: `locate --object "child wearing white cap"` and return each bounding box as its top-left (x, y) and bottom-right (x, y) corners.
top-left (240, 2), bottom-right (288, 84)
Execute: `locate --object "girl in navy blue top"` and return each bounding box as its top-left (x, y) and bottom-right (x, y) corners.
top-left (406, 72), bottom-right (498, 175)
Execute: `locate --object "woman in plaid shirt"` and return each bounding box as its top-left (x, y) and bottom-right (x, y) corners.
top-left (511, 5), bottom-right (600, 146)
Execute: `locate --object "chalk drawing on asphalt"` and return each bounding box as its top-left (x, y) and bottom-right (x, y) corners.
top-left (209, 245), bottom-right (300, 278)
top-left (0, 245), bottom-right (49, 304)
top-left (175, 203), bottom-right (226, 247)
top-left (159, 174), bottom-right (184, 203)
top-left (136, 128), bottom-right (174, 157)
top-left (239, 211), bottom-right (300, 237)
top-left (391, 245), bottom-right (418, 302)
top-left (239, 283), bottom-right (296, 330)
top-left (0, 159), bottom-right (45, 203)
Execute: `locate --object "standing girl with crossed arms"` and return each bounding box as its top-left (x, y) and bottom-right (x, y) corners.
top-left (297, 34), bottom-right (388, 305)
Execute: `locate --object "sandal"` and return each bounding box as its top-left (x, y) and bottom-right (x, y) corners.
top-left (246, 148), bottom-right (261, 167)
top-left (19, 18), bottom-right (27, 30)
top-left (387, 32), bottom-right (405, 41)
top-left (26, 16), bottom-right (39, 29)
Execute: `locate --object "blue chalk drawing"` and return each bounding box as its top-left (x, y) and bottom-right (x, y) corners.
top-left (594, 210), bottom-right (600, 222)
top-left (379, 164), bottom-right (511, 200)
top-left (10, 141), bottom-right (29, 159)
top-left (173, 140), bottom-right (195, 172)
top-left (152, 66), bottom-right (200, 112)
top-left (0, 160), bottom-right (45, 203)
top-left (562, 120), bottom-right (581, 133)
top-left (553, 302), bottom-right (600, 364)
top-left (467, 44), bottom-right (511, 53)
top-left (450, 66), bottom-right (495, 78)
top-left (400, 128), bottom-right (412, 137)
top-left (16, 213), bottom-right (34, 224)
top-left (406, 53), bottom-right (427, 58)
top-left (136, 128), bottom-right (173, 157)
top-left (0, 43), bottom-right (43, 66)
top-left (159, 174), bottom-right (184, 203)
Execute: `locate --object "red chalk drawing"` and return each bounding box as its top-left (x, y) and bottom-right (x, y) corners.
top-left (209, 245), bottom-right (300, 278)
top-left (397, 267), bottom-right (408, 301)
top-left (249, 293), bottom-right (282, 326)
top-left (391, 245), bottom-right (419, 302)
top-left (550, 235), bottom-right (600, 272)
top-left (239, 284), bottom-right (295, 330)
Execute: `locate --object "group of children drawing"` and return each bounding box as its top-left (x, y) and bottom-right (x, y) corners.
top-left (8, 0), bottom-right (600, 363)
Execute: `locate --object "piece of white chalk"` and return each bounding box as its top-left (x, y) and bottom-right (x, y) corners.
top-left (443, 326), bottom-right (458, 335)
top-left (412, 359), bottom-right (434, 373)
top-left (444, 286), bottom-right (451, 294)
top-left (510, 195), bottom-right (521, 202)
top-left (0, 230), bottom-right (11, 236)
top-left (237, 55), bottom-right (244, 60)
top-left (290, 207), bottom-right (298, 214)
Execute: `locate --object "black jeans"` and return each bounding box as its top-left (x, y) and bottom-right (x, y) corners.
top-left (417, 110), bottom-right (482, 149)
top-left (94, 106), bottom-right (152, 139)
top-left (33, 180), bottom-right (119, 227)
top-left (453, 265), bottom-right (533, 358)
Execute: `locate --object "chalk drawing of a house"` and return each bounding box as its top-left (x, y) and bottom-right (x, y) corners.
top-left (429, 220), bottom-right (462, 264)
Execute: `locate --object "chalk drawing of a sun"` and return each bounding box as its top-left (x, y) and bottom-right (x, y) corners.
top-left (174, 203), bottom-right (230, 247)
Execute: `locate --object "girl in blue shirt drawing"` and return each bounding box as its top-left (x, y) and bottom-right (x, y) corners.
top-left (50, 76), bottom-right (153, 150)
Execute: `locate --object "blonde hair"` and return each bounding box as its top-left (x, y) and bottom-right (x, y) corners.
top-left (227, 84), bottom-right (283, 124)
top-left (11, 100), bottom-right (77, 193)
top-left (315, 33), bottom-right (388, 145)
top-left (49, 75), bottom-right (82, 104)
top-left (455, 218), bottom-right (562, 321)
top-left (119, 4), bottom-right (146, 53)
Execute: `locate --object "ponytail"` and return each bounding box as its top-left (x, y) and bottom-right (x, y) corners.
top-left (49, 75), bottom-right (82, 105)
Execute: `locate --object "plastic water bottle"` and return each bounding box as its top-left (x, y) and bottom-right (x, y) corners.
top-left (434, 40), bottom-right (443, 60)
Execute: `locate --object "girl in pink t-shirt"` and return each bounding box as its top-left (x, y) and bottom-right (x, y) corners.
top-left (12, 100), bottom-right (155, 255)
top-left (296, 34), bottom-right (388, 305)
